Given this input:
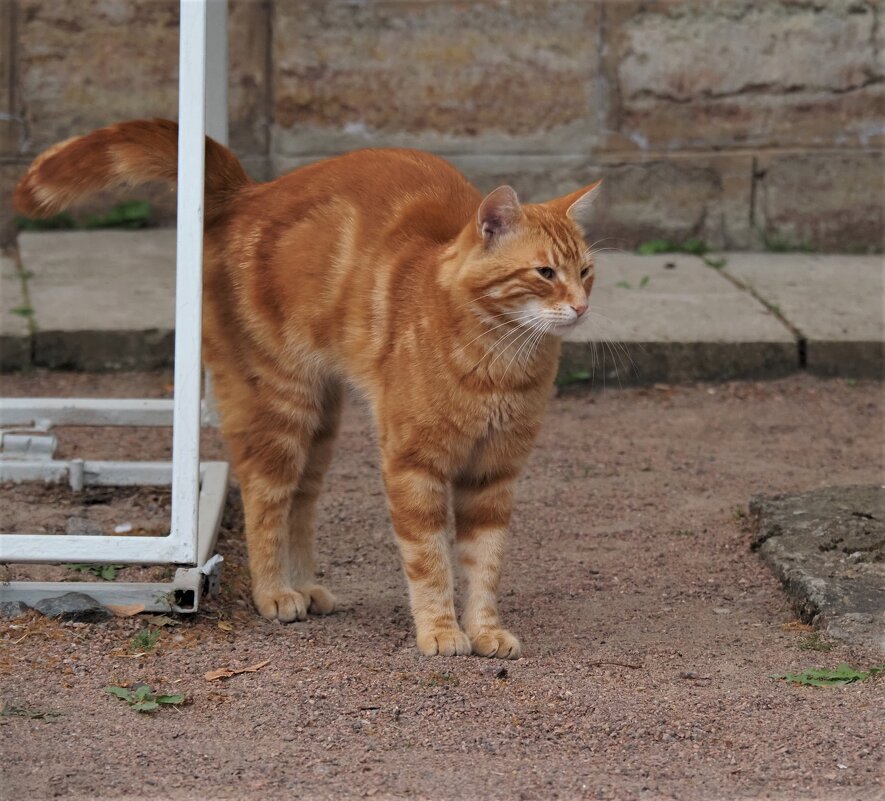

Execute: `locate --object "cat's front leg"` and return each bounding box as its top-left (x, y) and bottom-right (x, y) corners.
top-left (453, 465), bottom-right (523, 659)
top-left (382, 456), bottom-right (470, 657)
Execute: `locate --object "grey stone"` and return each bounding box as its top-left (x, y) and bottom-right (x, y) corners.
top-left (750, 485), bottom-right (885, 652)
top-left (0, 601), bottom-right (31, 619)
top-left (559, 253), bottom-right (797, 386)
top-left (18, 229), bottom-right (176, 370)
top-left (65, 517), bottom-right (104, 536)
top-left (33, 592), bottom-right (112, 623)
top-left (1, 251), bottom-right (31, 370)
top-left (725, 254), bottom-right (885, 378)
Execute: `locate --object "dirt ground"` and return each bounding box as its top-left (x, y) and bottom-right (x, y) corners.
top-left (1, 372), bottom-right (883, 801)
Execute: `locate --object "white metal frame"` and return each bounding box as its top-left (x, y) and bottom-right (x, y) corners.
top-left (0, 0), bottom-right (230, 612)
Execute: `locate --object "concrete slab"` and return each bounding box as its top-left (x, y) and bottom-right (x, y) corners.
top-left (561, 254), bottom-right (798, 385)
top-left (1, 251), bottom-right (31, 370)
top-left (18, 230), bottom-right (176, 369)
top-left (751, 486), bottom-right (885, 652)
top-left (724, 254), bottom-right (885, 378)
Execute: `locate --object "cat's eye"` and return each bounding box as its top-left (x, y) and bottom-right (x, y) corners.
top-left (537, 266), bottom-right (555, 280)
top-left (581, 267), bottom-right (591, 279)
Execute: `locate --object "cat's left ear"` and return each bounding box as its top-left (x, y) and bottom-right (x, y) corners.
top-left (477, 186), bottom-right (523, 248)
top-left (550, 180), bottom-right (603, 232)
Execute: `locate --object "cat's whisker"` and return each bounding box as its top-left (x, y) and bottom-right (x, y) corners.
top-left (463, 315), bottom-right (538, 375)
top-left (454, 312), bottom-right (539, 357)
top-left (504, 322), bottom-right (551, 379)
top-left (486, 319), bottom-right (543, 371)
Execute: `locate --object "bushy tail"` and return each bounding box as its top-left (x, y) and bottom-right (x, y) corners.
top-left (14, 118), bottom-right (250, 219)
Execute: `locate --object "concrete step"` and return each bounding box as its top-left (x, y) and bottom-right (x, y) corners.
top-left (2, 229), bottom-right (882, 384)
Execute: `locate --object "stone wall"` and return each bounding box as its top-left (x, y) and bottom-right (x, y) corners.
top-left (1, 0), bottom-right (882, 250)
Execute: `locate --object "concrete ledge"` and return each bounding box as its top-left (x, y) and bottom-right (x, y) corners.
top-left (2, 230), bottom-right (883, 383)
top-left (32, 329), bottom-right (174, 371)
top-left (1, 252), bottom-right (32, 371)
top-left (559, 340), bottom-right (797, 387)
top-left (724, 254), bottom-right (885, 379)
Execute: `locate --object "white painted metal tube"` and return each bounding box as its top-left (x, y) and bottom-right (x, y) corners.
top-left (169, 0), bottom-right (209, 565)
top-left (0, 398), bottom-right (175, 427)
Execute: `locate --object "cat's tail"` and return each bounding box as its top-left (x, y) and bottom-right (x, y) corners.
top-left (14, 118), bottom-right (251, 219)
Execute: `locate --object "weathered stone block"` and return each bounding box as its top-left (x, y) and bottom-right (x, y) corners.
top-left (0, 249), bottom-right (31, 370)
top-left (273, 151), bottom-right (754, 250)
top-left (16, 0), bottom-right (269, 159)
top-left (754, 151), bottom-right (884, 251)
top-left (751, 486), bottom-right (885, 651)
top-left (272, 0), bottom-right (602, 156)
top-left (0, 162), bottom-right (26, 246)
top-left (607, 0), bottom-right (884, 151)
top-left (0, 0), bottom-right (24, 157)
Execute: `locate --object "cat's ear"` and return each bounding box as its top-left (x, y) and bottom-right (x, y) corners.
top-left (477, 185), bottom-right (522, 247)
top-left (551, 180), bottom-right (603, 232)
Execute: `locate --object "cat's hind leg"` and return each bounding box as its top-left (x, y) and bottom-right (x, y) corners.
top-left (286, 379), bottom-right (343, 615)
top-left (222, 369), bottom-right (329, 622)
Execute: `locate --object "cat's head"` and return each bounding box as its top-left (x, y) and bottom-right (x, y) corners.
top-left (458, 181), bottom-right (602, 337)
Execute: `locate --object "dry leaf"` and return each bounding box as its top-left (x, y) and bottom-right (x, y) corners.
top-left (781, 620), bottom-right (814, 633)
top-left (204, 659), bottom-right (270, 682)
top-left (106, 603), bottom-right (145, 617)
top-left (217, 621), bottom-right (233, 632)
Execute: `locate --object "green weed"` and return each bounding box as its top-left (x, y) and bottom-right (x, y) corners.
top-left (104, 684), bottom-right (184, 713)
top-left (65, 563), bottom-right (125, 581)
top-left (771, 663), bottom-right (884, 687)
top-left (16, 201), bottom-right (152, 233)
top-left (556, 369), bottom-right (591, 386)
top-left (131, 628), bottom-right (161, 653)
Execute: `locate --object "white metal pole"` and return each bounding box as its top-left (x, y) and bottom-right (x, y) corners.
top-left (170, 0), bottom-right (208, 562)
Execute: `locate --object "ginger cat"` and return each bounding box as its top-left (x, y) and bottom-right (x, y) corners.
top-left (15, 120), bottom-right (600, 659)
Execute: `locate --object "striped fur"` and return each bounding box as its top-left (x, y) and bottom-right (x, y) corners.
top-left (16, 120), bottom-right (601, 659)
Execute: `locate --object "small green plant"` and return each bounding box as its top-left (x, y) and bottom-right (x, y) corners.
top-left (16, 201), bottom-right (152, 233)
top-left (733, 507), bottom-right (747, 520)
top-left (771, 663), bottom-right (884, 687)
top-left (14, 212), bottom-right (76, 231)
top-left (131, 628), bottom-right (161, 652)
top-left (83, 200), bottom-right (152, 229)
top-left (638, 275), bottom-right (650, 289)
top-left (636, 239), bottom-right (726, 270)
top-left (104, 684), bottom-right (184, 713)
top-left (615, 280), bottom-right (633, 289)
top-left (760, 231), bottom-right (814, 253)
top-left (797, 633), bottom-right (833, 652)
top-left (673, 528), bottom-right (694, 537)
top-left (9, 305), bottom-right (34, 317)
top-left (556, 369), bottom-right (591, 386)
top-left (637, 238), bottom-right (708, 256)
top-left (66, 563), bottom-right (125, 581)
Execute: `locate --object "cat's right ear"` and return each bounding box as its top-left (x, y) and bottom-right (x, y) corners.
top-left (477, 186), bottom-right (522, 247)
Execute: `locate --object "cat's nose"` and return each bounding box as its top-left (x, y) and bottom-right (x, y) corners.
top-left (571, 303), bottom-right (588, 317)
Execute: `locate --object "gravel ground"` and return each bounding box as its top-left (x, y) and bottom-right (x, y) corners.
top-left (1, 372), bottom-right (883, 801)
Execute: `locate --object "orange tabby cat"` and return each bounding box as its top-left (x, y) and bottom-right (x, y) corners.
top-left (15, 120), bottom-right (600, 659)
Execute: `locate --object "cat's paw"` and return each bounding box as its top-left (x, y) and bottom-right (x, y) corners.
top-left (416, 626), bottom-right (472, 657)
top-left (253, 588), bottom-right (309, 622)
top-left (296, 583), bottom-right (337, 615)
top-left (469, 628), bottom-right (522, 659)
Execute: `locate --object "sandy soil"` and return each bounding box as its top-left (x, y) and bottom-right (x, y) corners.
top-left (1, 372), bottom-right (883, 801)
